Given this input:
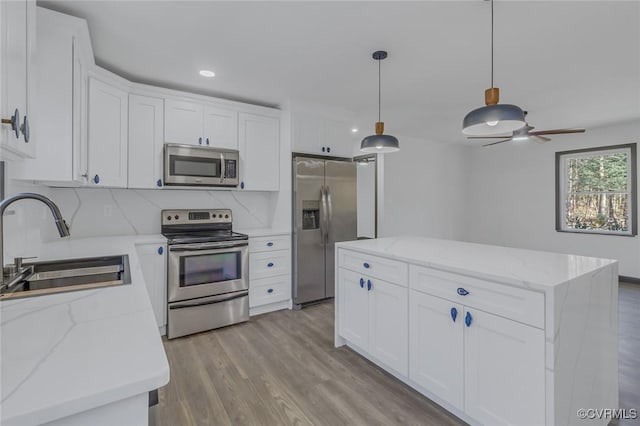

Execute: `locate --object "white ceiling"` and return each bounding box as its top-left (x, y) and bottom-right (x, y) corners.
top-left (39, 0), bottom-right (640, 145)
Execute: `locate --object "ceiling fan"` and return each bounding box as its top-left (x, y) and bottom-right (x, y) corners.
top-left (467, 113), bottom-right (586, 147)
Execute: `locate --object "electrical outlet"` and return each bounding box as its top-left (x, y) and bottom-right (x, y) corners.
top-left (104, 205), bottom-right (113, 217)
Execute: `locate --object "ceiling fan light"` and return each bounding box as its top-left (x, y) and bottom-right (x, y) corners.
top-left (360, 134), bottom-right (399, 154)
top-left (462, 104), bottom-right (526, 136)
top-left (512, 135), bottom-right (529, 141)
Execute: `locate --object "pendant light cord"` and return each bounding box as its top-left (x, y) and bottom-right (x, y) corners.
top-left (378, 57), bottom-right (382, 122)
top-left (490, 0), bottom-right (494, 88)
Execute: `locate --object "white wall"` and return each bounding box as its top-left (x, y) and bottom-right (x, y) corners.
top-left (379, 135), bottom-right (468, 241)
top-left (465, 119), bottom-right (640, 278)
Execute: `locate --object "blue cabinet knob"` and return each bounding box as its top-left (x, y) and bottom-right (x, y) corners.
top-left (267, 242), bottom-right (274, 247)
top-left (367, 280), bottom-right (372, 291)
top-left (93, 174), bottom-right (100, 184)
top-left (322, 147), bottom-right (326, 152)
top-left (465, 311), bottom-right (473, 327)
top-left (327, 147), bottom-right (331, 153)
top-left (198, 137), bottom-right (202, 145)
top-left (157, 246), bottom-right (163, 255)
top-left (156, 179), bottom-right (163, 187)
top-left (267, 288), bottom-right (274, 294)
top-left (363, 262), bottom-right (370, 269)
top-left (359, 277), bottom-right (364, 288)
top-left (450, 307), bottom-right (458, 322)
top-left (267, 262), bottom-right (274, 267)
top-left (206, 138), bottom-right (210, 145)
top-left (240, 181), bottom-right (245, 189)
top-left (457, 287), bottom-right (469, 296)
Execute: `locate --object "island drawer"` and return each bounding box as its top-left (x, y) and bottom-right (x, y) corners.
top-left (250, 249), bottom-right (291, 279)
top-left (249, 275), bottom-right (290, 307)
top-left (409, 265), bottom-right (544, 329)
top-left (338, 249), bottom-right (408, 286)
top-left (250, 234), bottom-right (291, 253)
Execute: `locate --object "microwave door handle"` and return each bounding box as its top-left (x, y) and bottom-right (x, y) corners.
top-left (220, 153), bottom-right (226, 184)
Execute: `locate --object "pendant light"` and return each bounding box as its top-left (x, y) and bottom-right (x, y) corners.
top-left (361, 50), bottom-right (399, 153)
top-left (462, 0), bottom-right (525, 136)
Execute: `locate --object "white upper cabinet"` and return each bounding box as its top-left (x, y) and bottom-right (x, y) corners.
top-left (292, 111), bottom-right (355, 158)
top-left (1, 0), bottom-right (36, 158)
top-left (87, 77), bottom-right (128, 188)
top-left (203, 104), bottom-right (238, 149)
top-left (164, 99), bottom-right (238, 149)
top-left (164, 99), bottom-right (203, 145)
top-left (128, 94), bottom-right (164, 189)
top-left (238, 112), bottom-right (280, 191)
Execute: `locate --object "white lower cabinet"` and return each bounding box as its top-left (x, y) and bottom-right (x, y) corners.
top-left (248, 233), bottom-right (291, 314)
top-left (338, 268), bottom-right (408, 375)
top-left (135, 242), bottom-right (167, 334)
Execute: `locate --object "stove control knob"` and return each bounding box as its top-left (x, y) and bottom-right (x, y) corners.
top-left (225, 214), bottom-right (229, 218)
top-left (175, 215), bottom-right (179, 220)
top-left (167, 216), bottom-right (171, 221)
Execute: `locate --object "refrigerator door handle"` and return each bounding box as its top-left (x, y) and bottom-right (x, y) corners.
top-left (320, 185), bottom-right (327, 244)
top-left (326, 186), bottom-right (333, 244)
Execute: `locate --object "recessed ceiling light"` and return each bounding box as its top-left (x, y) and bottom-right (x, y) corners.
top-left (351, 128), bottom-right (359, 133)
top-left (199, 70), bottom-right (215, 78)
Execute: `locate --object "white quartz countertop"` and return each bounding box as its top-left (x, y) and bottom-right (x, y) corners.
top-left (1, 235), bottom-right (170, 426)
top-left (235, 227), bottom-right (290, 237)
top-left (336, 237), bottom-right (617, 290)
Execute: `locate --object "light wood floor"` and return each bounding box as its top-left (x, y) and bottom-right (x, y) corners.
top-left (157, 282), bottom-right (640, 426)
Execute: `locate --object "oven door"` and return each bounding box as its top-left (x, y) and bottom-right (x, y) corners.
top-left (164, 144), bottom-right (238, 186)
top-left (168, 241), bottom-right (248, 303)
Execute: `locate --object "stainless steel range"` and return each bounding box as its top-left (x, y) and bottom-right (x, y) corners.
top-left (162, 209), bottom-right (249, 339)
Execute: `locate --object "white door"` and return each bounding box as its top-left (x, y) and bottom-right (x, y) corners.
top-left (238, 112), bottom-right (279, 191)
top-left (135, 243), bottom-right (167, 332)
top-left (368, 277), bottom-right (408, 375)
top-left (1, 0), bottom-right (35, 157)
top-left (203, 104), bottom-right (238, 149)
top-left (324, 119), bottom-right (354, 158)
top-left (337, 268), bottom-right (369, 350)
top-left (164, 99), bottom-right (203, 145)
top-left (128, 95), bottom-right (164, 189)
top-left (87, 78), bottom-right (128, 187)
top-left (409, 291), bottom-right (464, 410)
top-left (292, 112), bottom-right (324, 155)
top-left (464, 308), bottom-right (545, 426)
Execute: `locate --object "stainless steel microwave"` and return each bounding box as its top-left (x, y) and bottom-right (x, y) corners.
top-left (164, 144), bottom-right (240, 187)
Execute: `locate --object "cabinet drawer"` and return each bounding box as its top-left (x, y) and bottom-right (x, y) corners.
top-left (250, 250), bottom-right (291, 279)
top-left (409, 265), bottom-right (544, 329)
top-left (250, 275), bottom-right (291, 307)
top-left (338, 249), bottom-right (408, 286)
top-left (249, 234), bottom-right (291, 253)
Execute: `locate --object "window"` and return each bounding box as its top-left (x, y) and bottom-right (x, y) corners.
top-left (556, 144), bottom-right (636, 236)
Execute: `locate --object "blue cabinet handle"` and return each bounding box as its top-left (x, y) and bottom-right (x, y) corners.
top-left (465, 311), bottom-right (473, 327)
top-left (457, 287), bottom-right (469, 296)
top-left (156, 179), bottom-right (163, 187)
top-left (367, 279), bottom-right (372, 291)
top-left (450, 307), bottom-right (458, 322)
top-left (359, 277), bottom-right (364, 288)
top-left (157, 246), bottom-right (163, 255)
top-left (267, 242), bottom-right (274, 247)
top-left (240, 182), bottom-right (245, 189)
top-left (267, 262), bottom-right (274, 267)
top-left (322, 147), bottom-right (326, 152)
top-left (363, 262), bottom-right (370, 269)
top-left (267, 288), bottom-right (273, 294)
top-left (206, 137), bottom-right (210, 145)
top-left (198, 137), bottom-right (202, 145)
top-left (93, 174), bottom-right (100, 184)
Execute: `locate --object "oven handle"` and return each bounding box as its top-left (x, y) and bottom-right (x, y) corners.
top-left (169, 241), bottom-right (248, 252)
top-left (169, 291), bottom-right (248, 310)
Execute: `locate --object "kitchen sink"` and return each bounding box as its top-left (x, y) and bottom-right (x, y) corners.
top-left (0, 255), bottom-right (131, 300)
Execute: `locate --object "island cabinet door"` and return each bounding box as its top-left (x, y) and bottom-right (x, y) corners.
top-left (368, 278), bottom-right (408, 376)
top-left (409, 291), bottom-right (463, 411)
top-left (338, 268), bottom-right (370, 350)
top-left (463, 308), bottom-right (545, 426)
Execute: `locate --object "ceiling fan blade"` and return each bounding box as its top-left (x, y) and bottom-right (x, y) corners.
top-left (530, 128), bottom-right (586, 136)
top-left (530, 135), bottom-right (552, 144)
top-left (467, 136), bottom-right (512, 139)
top-left (482, 138), bottom-right (513, 147)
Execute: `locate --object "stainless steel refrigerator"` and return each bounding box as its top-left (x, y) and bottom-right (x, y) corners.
top-left (293, 156), bottom-right (357, 307)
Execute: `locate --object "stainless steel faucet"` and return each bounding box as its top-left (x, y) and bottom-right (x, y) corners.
top-left (0, 193), bottom-right (71, 288)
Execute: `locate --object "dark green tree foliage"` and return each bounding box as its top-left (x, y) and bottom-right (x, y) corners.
top-left (565, 152), bottom-right (629, 231)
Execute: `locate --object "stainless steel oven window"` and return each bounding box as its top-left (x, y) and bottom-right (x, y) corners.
top-left (169, 155), bottom-right (221, 178)
top-left (180, 251), bottom-right (241, 287)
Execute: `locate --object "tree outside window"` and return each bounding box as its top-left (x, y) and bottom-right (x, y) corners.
top-left (556, 144), bottom-right (637, 236)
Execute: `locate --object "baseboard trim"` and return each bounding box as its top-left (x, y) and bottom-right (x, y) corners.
top-left (619, 275), bottom-right (640, 284)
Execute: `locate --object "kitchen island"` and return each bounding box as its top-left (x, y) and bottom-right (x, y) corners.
top-left (334, 237), bottom-right (618, 426)
top-left (1, 236), bottom-right (170, 426)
